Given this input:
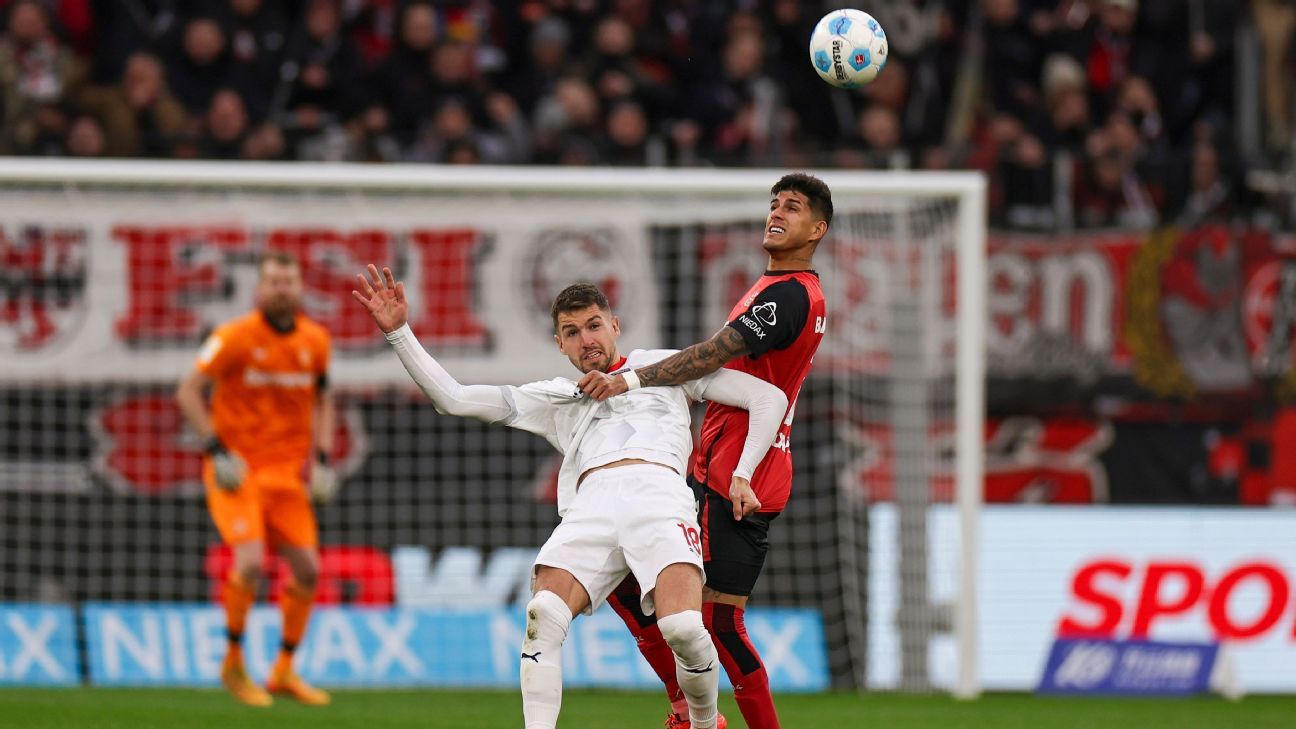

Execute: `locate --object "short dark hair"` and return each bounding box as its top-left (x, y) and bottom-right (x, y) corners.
top-left (259, 250), bottom-right (300, 271)
top-left (771, 173), bottom-right (833, 227)
top-left (551, 282), bottom-right (610, 331)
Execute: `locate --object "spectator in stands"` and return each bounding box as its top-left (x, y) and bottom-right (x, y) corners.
top-left (1174, 139), bottom-right (1237, 225)
top-left (78, 51), bottom-right (188, 157)
top-left (766, 0), bottom-right (836, 147)
top-left (366, 1), bottom-right (439, 147)
top-left (690, 29), bottom-right (778, 165)
top-left (505, 17), bottom-right (570, 117)
top-left (663, 118), bottom-right (705, 167)
top-left (215, 0), bottom-right (290, 121)
top-left (341, 0), bottom-right (397, 65)
top-left (426, 40), bottom-right (487, 119)
top-left (64, 113), bottom-right (105, 157)
top-left (1074, 125), bottom-right (1160, 229)
top-left (982, 0), bottom-right (1041, 122)
top-left (556, 135), bottom-right (601, 166)
top-left (1039, 54), bottom-right (1091, 154)
top-left (0, 0), bottom-right (82, 154)
top-left (1116, 77), bottom-right (1166, 150)
top-left (587, 14), bottom-right (669, 124)
top-left (239, 119), bottom-right (285, 161)
top-left (88, 0), bottom-right (181, 84)
top-left (443, 137), bottom-right (481, 165)
top-left (1251, 0), bottom-right (1295, 153)
top-left (602, 99), bottom-right (657, 166)
top-left (1113, 76), bottom-right (1178, 197)
top-left (406, 95), bottom-right (515, 164)
top-left (532, 75), bottom-right (603, 164)
top-left (857, 57), bottom-right (910, 135)
top-left (279, 0), bottom-right (367, 138)
top-left (167, 16), bottom-right (231, 114)
top-left (1083, 0), bottom-right (1140, 118)
top-left (484, 91), bottom-right (530, 163)
top-left (995, 116), bottom-right (1054, 229)
top-left (836, 105), bottom-right (907, 170)
top-left (1184, 0), bottom-right (1241, 135)
top-left (36, 0), bottom-right (92, 57)
top-left (198, 87), bottom-right (248, 159)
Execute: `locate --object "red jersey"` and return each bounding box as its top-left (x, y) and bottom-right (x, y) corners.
top-left (690, 270), bottom-right (826, 513)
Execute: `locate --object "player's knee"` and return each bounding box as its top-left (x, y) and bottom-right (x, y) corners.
top-left (657, 610), bottom-right (712, 667)
top-left (524, 590), bottom-right (572, 650)
top-left (293, 563), bottom-right (320, 590)
top-left (234, 561), bottom-right (264, 586)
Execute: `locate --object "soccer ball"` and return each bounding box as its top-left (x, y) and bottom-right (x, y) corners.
top-left (809, 9), bottom-right (889, 88)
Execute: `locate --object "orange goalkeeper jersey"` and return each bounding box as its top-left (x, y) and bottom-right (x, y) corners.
top-left (196, 311), bottom-right (331, 469)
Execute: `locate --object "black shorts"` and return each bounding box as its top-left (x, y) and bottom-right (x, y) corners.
top-left (689, 474), bottom-right (778, 597)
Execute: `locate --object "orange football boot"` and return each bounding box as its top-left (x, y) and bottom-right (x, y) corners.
top-left (266, 666), bottom-right (331, 706)
top-left (220, 654), bottom-right (272, 707)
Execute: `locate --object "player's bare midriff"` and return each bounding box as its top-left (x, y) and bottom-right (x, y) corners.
top-left (577, 458), bottom-right (678, 487)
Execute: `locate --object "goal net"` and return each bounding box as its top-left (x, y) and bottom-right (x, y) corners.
top-left (0, 160), bottom-right (984, 695)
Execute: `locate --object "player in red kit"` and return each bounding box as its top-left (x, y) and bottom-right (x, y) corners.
top-left (579, 173), bottom-right (831, 729)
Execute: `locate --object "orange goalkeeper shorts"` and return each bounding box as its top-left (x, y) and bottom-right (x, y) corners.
top-left (203, 460), bottom-right (318, 548)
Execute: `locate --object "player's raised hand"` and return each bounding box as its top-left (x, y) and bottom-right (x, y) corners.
top-left (729, 475), bottom-right (761, 520)
top-left (351, 264), bottom-right (407, 333)
top-left (578, 370), bottom-right (629, 401)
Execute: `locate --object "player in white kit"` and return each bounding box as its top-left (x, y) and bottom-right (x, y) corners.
top-left (352, 266), bottom-right (786, 729)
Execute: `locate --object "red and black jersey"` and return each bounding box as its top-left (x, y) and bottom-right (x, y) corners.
top-left (690, 270), bottom-right (826, 513)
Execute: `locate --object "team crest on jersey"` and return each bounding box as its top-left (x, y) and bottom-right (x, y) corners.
top-left (299, 348), bottom-right (312, 367)
top-left (0, 225), bottom-right (88, 352)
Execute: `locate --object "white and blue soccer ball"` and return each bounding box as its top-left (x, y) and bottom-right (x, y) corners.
top-left (809, 9), bottom-right (889, 88)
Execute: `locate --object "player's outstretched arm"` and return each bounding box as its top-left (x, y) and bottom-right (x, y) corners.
top-left (692, 368), bottom-right (788, 518)
top-left (352, 264), bottom-right (512, 424)
top-left (578, 326), bottom-right (749, 401)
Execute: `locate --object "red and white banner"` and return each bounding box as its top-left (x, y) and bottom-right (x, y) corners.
top-left (0, 192), bottom-right (659, 384)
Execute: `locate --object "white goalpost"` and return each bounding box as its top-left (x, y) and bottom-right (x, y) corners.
top-left (0, 159), bottom-right (985, 696)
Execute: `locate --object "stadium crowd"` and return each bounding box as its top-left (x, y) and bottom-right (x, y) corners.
top-left (0, 0), bottom-right (1290, 228)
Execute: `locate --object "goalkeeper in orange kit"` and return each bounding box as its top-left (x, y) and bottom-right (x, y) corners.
top-left (176, 251), bottom-right (339, 707)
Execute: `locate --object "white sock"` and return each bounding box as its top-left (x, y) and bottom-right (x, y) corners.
top-left (658, 610), bottom-right (718, 729)
top-left (520, 591), bottom-right (572, 729)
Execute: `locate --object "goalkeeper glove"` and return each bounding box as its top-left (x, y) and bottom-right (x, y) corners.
top-left (310, 449), bottom-right (340, 504)
top-left (205, 437), bottom-right (247, 491)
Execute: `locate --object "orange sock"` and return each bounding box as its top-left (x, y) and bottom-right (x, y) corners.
top-left (223, 574), bottom-right (255, 667)
top-left (273, 581), bottom-right (315, 674)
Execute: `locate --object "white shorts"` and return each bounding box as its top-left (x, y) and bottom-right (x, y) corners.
top-left (533, 463), bottom-right (703, 616)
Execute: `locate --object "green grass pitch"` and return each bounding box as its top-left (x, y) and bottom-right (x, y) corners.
top-left (1, 688), bottom-right (1292, 728)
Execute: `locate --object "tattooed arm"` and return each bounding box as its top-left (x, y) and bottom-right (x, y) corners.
top-left (637, 326), bottom-right (749, 387)
top-left (578, 278), bottom-right (809, 401)
top-left (577, 326), bottom-right (749, 401)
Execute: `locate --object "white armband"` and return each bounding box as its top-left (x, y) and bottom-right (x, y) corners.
top-left (622, 370), bottom-right (642, 391)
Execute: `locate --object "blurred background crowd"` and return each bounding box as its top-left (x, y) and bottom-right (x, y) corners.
top-left (1, 0), bottom-right (1293, 229)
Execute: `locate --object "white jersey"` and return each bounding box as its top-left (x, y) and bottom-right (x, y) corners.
top-left (383, 323), bottom-right (788, 517)
top-left (501, 349), bottom-right (706, 515)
